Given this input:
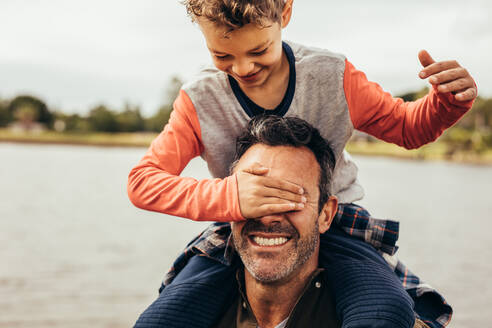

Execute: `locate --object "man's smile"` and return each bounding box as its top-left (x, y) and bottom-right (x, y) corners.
top-left (248, 233), bottom-right (291, 247)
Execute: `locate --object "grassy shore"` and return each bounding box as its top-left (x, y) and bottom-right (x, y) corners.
top-left (0, 129), bottom-right (157, 148)
top-left (2, 128), bottom-right (492, 164)
top-left (346, 139), bottom-right (492, 165)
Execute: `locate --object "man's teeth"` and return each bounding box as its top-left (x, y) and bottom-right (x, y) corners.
top-left (252, 236), bottom-right (288, 246)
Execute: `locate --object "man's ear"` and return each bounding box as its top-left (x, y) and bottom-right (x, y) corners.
top-left (318, 196), bottom-right (338, 234)
top-left (281, 0), bottom-right (294, 28)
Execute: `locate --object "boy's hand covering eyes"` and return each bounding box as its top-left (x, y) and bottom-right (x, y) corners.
top-left (418, 49), bottom-right (477, 102)
top-left (236, 162), bottom-right (307, 219)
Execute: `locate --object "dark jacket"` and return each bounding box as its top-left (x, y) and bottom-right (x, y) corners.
top-left (134, 226), bottom-right (417, 328)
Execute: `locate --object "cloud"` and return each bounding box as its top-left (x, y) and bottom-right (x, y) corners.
top-left (0, 0), bottom-right (490, 114)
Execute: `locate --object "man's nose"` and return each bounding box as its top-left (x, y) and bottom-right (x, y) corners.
top-left (232, 59), bottom-right (254, 77)
top-left (258, 214), bottom-right (284, 226)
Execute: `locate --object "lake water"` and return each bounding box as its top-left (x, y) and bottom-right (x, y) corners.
top-left (1, 143), bottom-right (491, 327)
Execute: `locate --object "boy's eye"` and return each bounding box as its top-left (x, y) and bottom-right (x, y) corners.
top-left (251, 48), bottom-right (268, 56)
top-left (215, 54), bottom-right (230, 60)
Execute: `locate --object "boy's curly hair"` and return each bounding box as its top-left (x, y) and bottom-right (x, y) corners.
top-left (183, 0), bottom-right (286, 29)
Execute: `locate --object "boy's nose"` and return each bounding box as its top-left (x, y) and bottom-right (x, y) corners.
top-left (232, 60), bottom-right (255, 77)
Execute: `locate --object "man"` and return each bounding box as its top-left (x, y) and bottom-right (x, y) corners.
top-left (134, 116), bottom-right (430, 328)
top-left (216, 115), bottom-right (341, 327)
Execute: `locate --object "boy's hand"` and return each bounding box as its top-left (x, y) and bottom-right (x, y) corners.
top-left (418, 50), bottom-right (477, 102)
top-left (236, 162), bottom-right (306, 219)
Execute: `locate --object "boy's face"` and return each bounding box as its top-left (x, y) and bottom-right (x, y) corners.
top-left (197, 18), bottom-right (286, 90)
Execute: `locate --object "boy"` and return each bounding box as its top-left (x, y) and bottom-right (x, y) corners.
top-left (128, 0), bottom-right (476, 327)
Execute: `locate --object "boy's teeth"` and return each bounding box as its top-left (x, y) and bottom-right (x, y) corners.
top-left (253, 236), bottom-right (288, 246)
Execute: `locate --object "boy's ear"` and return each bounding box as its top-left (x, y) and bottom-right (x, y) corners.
top-left (281, 0), bottom-right (294, 28)
top-left (317, 196), bottom-right (338, 234)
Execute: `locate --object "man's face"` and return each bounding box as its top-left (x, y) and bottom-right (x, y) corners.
top-left (197, 18), bottom-right (285, 90)
top-left (231, 144), bottom-right (335, 283)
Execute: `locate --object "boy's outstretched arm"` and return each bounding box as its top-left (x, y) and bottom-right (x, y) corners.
top-left (127, 90), bottom-right (305, 222)
top-left (345, 52), bottom-right (477, 149)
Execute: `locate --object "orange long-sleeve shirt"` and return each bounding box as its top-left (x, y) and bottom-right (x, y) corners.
top-left (128, 42), bottom-right (474, 222)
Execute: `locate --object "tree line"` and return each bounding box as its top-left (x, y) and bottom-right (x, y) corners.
top-left (1, 79), bottom-right (491, 152)
top-left (0, 76), bottom-right (182, 133)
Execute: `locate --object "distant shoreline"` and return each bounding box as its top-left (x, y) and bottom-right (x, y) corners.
top-left (0, 129), bottom-right (156, 148)
top-left (0, 137), bottom-right (149, 148)
top-left (1, 129), bottom-right (491, 165)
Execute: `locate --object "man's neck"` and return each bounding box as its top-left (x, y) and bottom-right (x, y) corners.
top-left (244, 257), bottom-right (318, 328)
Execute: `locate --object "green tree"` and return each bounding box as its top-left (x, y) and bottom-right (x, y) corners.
top-left (14, 104), bottom-right (39, 124)
top-left (8, 95), bottom-right (53, 128)
top-left (116, 103), bottom-right (145, 132)
top-left (146, 76), bottom-right (183, 132)
top-left (469, 97), bottom-right (492, 130)
top-left (145, 106), bottom-right (173, 132)
top-left (88, 105), bottom-right (118, 132)
top-left (54, 112), bottom-right (90, 132)
top-left (164, 76), bottom-right (183, 106)
top-left (0, 98), bottom-right (11, 127)
top-left (397, 87), bottom-right (429, 102)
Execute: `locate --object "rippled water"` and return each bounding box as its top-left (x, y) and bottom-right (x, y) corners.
top-left (1, 143), bottom-right (491, 327)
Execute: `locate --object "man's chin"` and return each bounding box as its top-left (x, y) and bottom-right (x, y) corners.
top-left (246, 267), bottom-right (288, 283)
top-left (242, 256), bottom-right (295, 283)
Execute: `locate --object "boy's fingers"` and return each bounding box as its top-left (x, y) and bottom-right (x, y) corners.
top-left (429, 67), bottom-right (467, 85)
top-left (455, 88), bottom-right (477, 102)
top-left (437, 78), bottom-right (472, 94)
top-left (418, 50), bottom-right (435, 69)
top-left (420, 60), bottom-right (460, 79)
top-left (263, 187), bottom-right (307, 204)
top-left (262, 176), bottom-right (304, 194)
top-left (257, 202), bottom-right (304, 216)
top-left (242, 162), bottom-right (269, 175)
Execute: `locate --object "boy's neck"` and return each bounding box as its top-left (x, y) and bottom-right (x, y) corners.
top-left (238, 47), bottom-right (290, 110)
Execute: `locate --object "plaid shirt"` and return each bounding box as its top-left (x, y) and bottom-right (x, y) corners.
top-left (162, 203), bottom-right (452, 328)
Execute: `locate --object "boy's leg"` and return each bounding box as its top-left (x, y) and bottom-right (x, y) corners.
top-left (134, 222), bottom-right (237, 328)
top-left (389, 257), bottom-right (452, 328)
top-left (320, 225), bottom-right (415, 328)
top-left (134, 255), bottom-right (238, 328)
top-left (325, 204), bottom-right (452, 328)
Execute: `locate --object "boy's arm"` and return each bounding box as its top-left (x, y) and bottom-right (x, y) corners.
top-left (127, 90), bottom-right (243, 222)
top-left (344, 58), bottom-right (476, 149)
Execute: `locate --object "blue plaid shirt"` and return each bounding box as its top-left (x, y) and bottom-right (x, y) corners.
top-left (162, 203), bottom-right (452, 328)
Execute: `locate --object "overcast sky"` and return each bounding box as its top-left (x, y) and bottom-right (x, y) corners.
top-left (1, 0), bottom-right (491, 116)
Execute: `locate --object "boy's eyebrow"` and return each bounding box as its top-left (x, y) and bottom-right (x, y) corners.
top-left (210, 41), bottom-right (272, 54)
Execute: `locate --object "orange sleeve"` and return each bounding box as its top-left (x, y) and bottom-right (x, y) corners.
top-left (127, 89), bottom-right (244, 222)
top-left (344, 59), bottom-right (474, 149)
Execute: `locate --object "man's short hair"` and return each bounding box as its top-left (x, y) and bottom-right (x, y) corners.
top-left (183, 0), bottom-right (286, 30)
top-left (231, 115), bottom-right (336, 211)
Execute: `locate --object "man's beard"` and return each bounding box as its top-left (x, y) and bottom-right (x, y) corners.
top-left (233, 219), bottom-right (320, 283)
